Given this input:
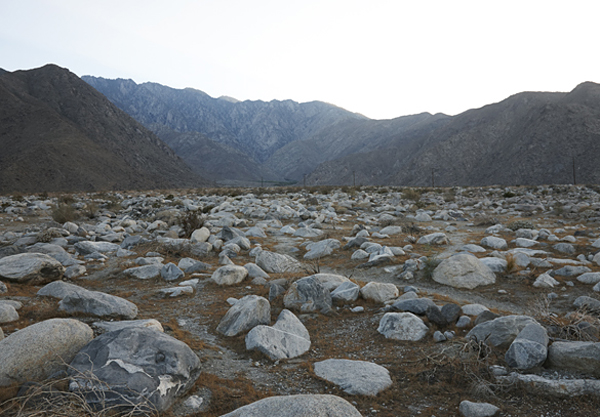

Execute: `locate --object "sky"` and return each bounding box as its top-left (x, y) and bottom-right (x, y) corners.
top-left (1, 0), bottom-right (599, 120)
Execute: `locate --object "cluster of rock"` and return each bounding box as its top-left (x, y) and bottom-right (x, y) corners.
top-left (1, 184), bottom-right (600, 416)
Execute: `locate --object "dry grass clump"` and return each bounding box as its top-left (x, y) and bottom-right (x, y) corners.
top-left (178, 210), bottom-right (206, 238)
top-left (51, 203), bottom-right (78, 224)
top-left (474, 215), bottom-right (498, 227)
top-left (506, 220), bottom-right (534, 231)
top-left (504, 254), bottom-right (517, 274)
top-left (402, 188), bottom-right (423, 202)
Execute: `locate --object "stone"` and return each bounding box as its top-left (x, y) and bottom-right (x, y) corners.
top-left (190, 227), bottom-right (210, 243)
top-left (505, 323), bottom-right (549, 370)
top-left (416, 233), bottom-right (448, 245)
top-left (69, 327), bottom-right (201, 413)
top-left (124, 264), bottom-right (161, 280)
top-left (459, 400), bottom-right (500, 417)
top-left (65, 264), bottom-right (86, 279)
top-left (462, 244), bottom-right (487, 253)
top-left (161, 262), bottom-right (185, 281)
top-left (74, 241), bottom-right (120, 255)
top-left (245, 226), bottom-right (267, 238)
top-left (160, 286), bottom-right (194, 297)
top-left (360, 282), bottom-right (399, 303)
top-left (474, 310), bottom-right (499, 325)
top-left (497, 372), bottom-right (600, 397)
top-left (246, 309), bottom-right (310, 361)
top-left (467, 315), bottom-right (538, 349)
top-left (554, 265), bottom-right (591, 277)
top-left (456, 316), bottom-right (472, 328)
top-left (432, 254), bottom-right (496, 289)
top-left (461, 304), bottom-right (490, 316)
top-left (379, 226), bottom-right (403, 235)
top-left (553, 243), bottom-right (575, 255)
top-left (533, 273), bottom-right (560, 288)
top-left (351, 249), bottom-right (369, 260)
top-left (433, 330), bottom-right (447, 342)
top-left (311, 273), bottom-right (350, 291)
top-left (377, 312), bottom-right (429, 341)
top-left (93, 319), bottom-right (164, 333)
top-left (479, 257), bottom-right (507, 273)
top-left (244, 262), bottom-right (270, 279)
top-left (293, 228), bottom-right (324, 238)
top-left (577, 272), bottom-right (600, 284)
top-left (0, 253), bottom-right (65, 284)
top-left (219, 394), bottom-right (362, 417)
top-left (480, 236), bottom-right (508, 250)
top-left (331, 281), bottom-right (360, 304)
top-left (313, 359), bottom-right (392, 396)
top-left (0, 303), bottom-right (19, 324)
top-left (211, 265), bottom-right (249, 285)
top-left (515, 238), bottom-right (538, 248)
top-left (573, 296), bottom-right (600, 313)
top-left (284, 276), bottom-right (332, 314)
top-left (59, 288), bottom-right (138, 319)
top-left (217, 295), bottom-right (271, 336)
top-left (0, 319), bottom-right (93, 386)
top-left (256, 250), bottom-right (302, 273)
top-left (547, 341), bottom-right (600, 376)
top-left (441, 303), bottom-right (462, 324)
top-left (269, 283), bottom-right (286, 301)
top-left (304, 239), bottom-right (340, 260)
top-left (392, 297), bottom-right (437, 315)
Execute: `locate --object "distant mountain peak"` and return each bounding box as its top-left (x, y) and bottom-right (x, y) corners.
top-left (217, 95), bottom-right (239, 103)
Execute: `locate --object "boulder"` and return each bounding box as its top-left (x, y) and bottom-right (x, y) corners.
top-left (293, 228), bottom-right (324, 238)
top-left (93, 319), bottom-right (164, 333)
top-left (284, 276), bottom-right (332, 314)
top-left (573, 296), bottom-right (600, 313)
top-left (533, 273), bottom-right (560, 288)
top-left (246, 309), bottom-right (310, 360)
top-left (432, 254), bottom-right (496, 289)
top-left (467, 315), bottom-right (538, 349)
top-left (479, 257), bottom-right (507, 273)
top-left (392, 297), bottom-right (437, 315)
top-left (217, 295), bottom-right (271, 337)
top-left (0, 303), bottom-right (19, 324)
top-left (256, 250), bottom-right (302, 273)
top-left (377, 312), bottom-right (429, 341)
top-left (441, 303), bottom-right (462, 324)
top-left (37, 280), bottom-right (86, 299)
top-left (577, 272), bottom-right (600, 285)
top-left (69, 327), bottom-right (201, 413)
top-left (211, 265), bottom-right (249, 286)
top-left (505, 323), bottom-right (549, 370)
top-left (219, 394), bottom-right (363, 417)
top-left (0, 253), bottom-right (64, 284)
top-left (480, 236), bottom-right (508, 250)
top-left (124, 264), bottom-right (161, 280)
top-left (161, 262), bottom-right (185, 281)
top-left (0, 319), bottom-right (93, 386)
top-left (244, 263), bottom-right (270, 279)
top-left (360, 282), bottom-right (399, 303)
top-left (310, 273), bottom-right (350, 291)
top-left (379, 226), bottom-right (402, 235)
top-left (74, 241), bottom-right (120, 255)
top-left (331, 281), bottom-right (360, 304)
top-left (59, 288), bottom-right (138, 320)
top-left (304, 239), bottom-right (341, 260)
top-left (547, 341), bottom-right (600, 376)
top-left (190, 227), bottom-right (210, 243)
top-left (417, 233), bottom-right (448, 245)
top-left (313, 359), bottom-right (392, 396)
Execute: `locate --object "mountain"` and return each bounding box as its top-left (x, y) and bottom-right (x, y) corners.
top-left (308, 83), bottom-right (600, 186)
top-left (82, 76), bottom-right (366, 163)
top-left (0, 65), bottom-right (208, 194)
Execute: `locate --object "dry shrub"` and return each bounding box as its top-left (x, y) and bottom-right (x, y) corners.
top-left (504, 254), bottom-right (517, 274)
top-left (474, 215), bottom-right (498, 227)
top-left (178, 210), bottom-right (205, 238)
top-left (51, 203), bottom-right (78, 224)
top-left (402, 188), bottom-right (422, 202)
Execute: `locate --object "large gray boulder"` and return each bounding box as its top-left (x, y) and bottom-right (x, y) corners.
top-left (283, 276), bottom-right (332, 314)
top-left (310, 273), bottom-right (350, 292)
top-left (547, 341), bottom-right (600, 376)
top-left (38, 280), bottom-right (87, 299)
top-left (304, 239), bottom-right (341, 260)
top-left (377, 312), bottom-right (429, 341)
top-left (246, 309), bottom-right (310, 360)
top-left (0, 253), bottom-right (64, 284)
top-left (219, 394), bottom-right (363, 417)
top-left (161, 262), bottom-right (185, 281)
top-left (480, 236), bottom-right (508, 250)
top-left (69, 327), bottom-right (201, 413)
top-left (217, 295), bottom-right (271, 337)
top-left (432, 253), bottom-right (496, 289)
top-left (0, 318), bottom-right (93, 386)
top-left (392, 297), bottom-right (437, 315)
top-left (211, 265), bottom-right (249, 286)
top-left (467, 315), bottom-right (538, 349)
top-left (313, 359), bottom-right (392, 396)
top-left (256, 250), bottom-right (302, 273)
top-left (505, 322), bottom-right (549, 370)
top-left (417, 233), bottom-right (448, 245)
top-left (124, 264), bottom-right (161, 280)
top-left (59, 288), bottom-right (138, 319)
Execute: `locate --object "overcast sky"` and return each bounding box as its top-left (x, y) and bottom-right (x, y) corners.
top-left (2, 0), bottom-right (599, 120)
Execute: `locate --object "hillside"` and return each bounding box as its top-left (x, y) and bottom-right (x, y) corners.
top-left (308, 84), bottom-right (600, 186)
top-left (0, 65), bottom-right (208, 194)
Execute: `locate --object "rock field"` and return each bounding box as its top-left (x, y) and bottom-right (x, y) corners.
top-left (1, 184), bottom-right (600, 416)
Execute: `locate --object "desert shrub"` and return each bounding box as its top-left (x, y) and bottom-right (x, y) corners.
top-left (82, 202), bottom-right (98, 219)
top-left (51, 203), bottom-right (78, 224)
top-left (504, 254), bottom-right (517, 274)
top-left (179, 210), bottom-right (205, 238)
top-left (403, 188), bottom-right (422, 202)
top-left (506, 220), bottom-right (534, 231)
top-left (422, 257), bottom-right (441, 279)
top-left (474, 215), bottom-right (499, 227)
top-left (502, 191), bottom-right (516, 198)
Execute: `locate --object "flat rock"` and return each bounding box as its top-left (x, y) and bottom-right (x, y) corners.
top-left (392, 297), bottom-right (437, 315)
top-left (577, 272), bottom-right (600, 284)
top-left (360, 282), bottom-right (399, 303)
top-left (69, 327), bottom-right (201, 413)
top-left (417, 233), bottom-right (448, 245)
top-left (432, 254), bottom-right (496, 289)
top-left (59, 288), bottom-right (138, 319)
top-left (219, 394), bottom-right (363, 417)
top-left (331, 281), bottom-right (360, 304)
top-left (74, 241), bottom-right (121, 255)
top-left (256, 250), bottom-right (302, 273)
top-left (480, 236), bottom-right (508, 250)
top-left (547, 341), bottom-right (600, 376)
top-left (505, 322), bottom-right (548, 370)
top-left (459, 400), bottom-right (500, 417)
top-left (0, 253), bottom-right (65, 284)
top-left (0, 318), bottom-right (93, 386)
top-left (93, 319), bottom-right (164, 333)
top-left (313, 359), bottom-right (392, 396)
top-left (467, 315), bottom-right (538, 349)
top-left (124, 264), bottom-right (161, 279)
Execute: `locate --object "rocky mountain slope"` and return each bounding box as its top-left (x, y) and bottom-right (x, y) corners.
top-left (309, 83), bottom-right (600, 186)
top-left (0, 65), bottom-right (209, 194)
